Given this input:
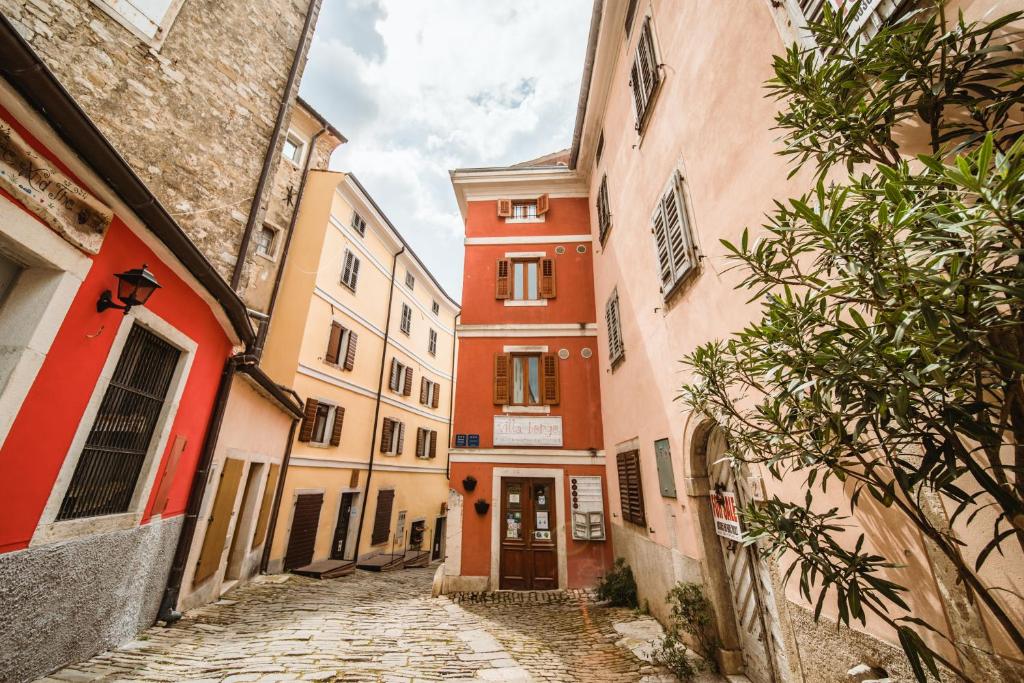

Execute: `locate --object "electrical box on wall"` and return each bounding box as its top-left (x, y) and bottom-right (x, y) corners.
top-left (570, 475), bottom-right (605, 540)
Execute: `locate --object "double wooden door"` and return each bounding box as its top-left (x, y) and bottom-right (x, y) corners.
top-left (499, 477), bottom-right (557, 590)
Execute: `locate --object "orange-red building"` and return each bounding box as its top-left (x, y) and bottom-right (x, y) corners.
top-left (444, 154), bottom-right (612, 592)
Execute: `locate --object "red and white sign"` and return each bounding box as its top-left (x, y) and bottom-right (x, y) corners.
top-left (710, 491), bottom-right (744, 542)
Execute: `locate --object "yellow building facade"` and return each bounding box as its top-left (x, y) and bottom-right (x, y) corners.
top-left (262, 170), bottom-right (458, 573)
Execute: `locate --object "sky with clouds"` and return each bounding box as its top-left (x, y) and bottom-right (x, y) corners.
top-left (299, 0), bottom-right (593, 301)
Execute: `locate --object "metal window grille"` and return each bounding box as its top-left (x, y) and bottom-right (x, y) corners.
top-left (57, 325), bottom-right (180, 521)
top-left (512, 202), bottom-right (537, 220)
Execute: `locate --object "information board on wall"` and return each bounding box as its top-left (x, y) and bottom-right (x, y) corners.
top-left (570, 475), bottom-right (605, 541)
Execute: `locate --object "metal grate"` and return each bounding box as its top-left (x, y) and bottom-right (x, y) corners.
top-left (57, 325), bottom-right (180, 521)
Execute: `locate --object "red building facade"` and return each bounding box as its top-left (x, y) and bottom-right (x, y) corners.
top-left (445, 158), bottom-right (612, 591)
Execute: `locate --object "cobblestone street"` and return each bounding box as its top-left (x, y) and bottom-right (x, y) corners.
top-left (38, 568), bottom-right (678, 683)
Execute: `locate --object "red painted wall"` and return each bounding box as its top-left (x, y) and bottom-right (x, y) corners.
top-left (0, 108), bottom-right (232, 554)
top-left (453, 337), bottom-right (604, 451)
top-left (465, 198), bottom-right (591, 239)
top-left (451, 461), bottom-right (614, 588)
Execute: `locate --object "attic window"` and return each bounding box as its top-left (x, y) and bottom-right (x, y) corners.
top-left (497, 195), bottom-right (550, 222)
top-left (89, 0), bottom-right (183, 46)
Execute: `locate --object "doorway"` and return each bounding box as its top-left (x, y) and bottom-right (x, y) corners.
top-left (431, 516), bottom-right (446, 561)
top-left (284, 492), bottom-right (323, 571)
top-left (499, 477), bottom-right (557, 590)
top-left (225, 462), bottom-right (264, 581)
top-left (331, 491), bottom-right (357, 560)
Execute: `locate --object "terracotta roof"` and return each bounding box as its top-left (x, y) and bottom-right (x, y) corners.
top-left (509, 149), bottom-right (571, 168)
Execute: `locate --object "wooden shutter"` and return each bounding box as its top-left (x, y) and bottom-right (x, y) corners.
top-left (431, 385), bottom-right (440, 409)
top-left (539, 258), bottom-right (556, 298)
top-left (284, 492), bottom-right (323, 570)
top-left (343, 331), bottom-right (357, 370)
top-left (497, 198), bottom-right (512, 217)
top-left (494, 353), bottom-right (511, 404)
top-left (652, 200), bottom-right (673, 291)
top-left (606, 289), bottom-right (625, 365)
top-left (325, 322), bottom-right (343, 364)
top-left (429, 430), bottom-right (438, 458)
top-left (194, 458), bottom-right (245, 583)
top-left (329, 406), bottom-right (345, 446)
top-left (380, 418), bottom-right (394, 453)
top-left (251, 463), bottom-right (280, 549)
top-left (370, 489), bottom-right (395, 545)
top-left (349, 254), bottom-right (361, 288)
top-left (536, 193), bottom-right (550, 216)
top-left (495, 259), bottom-right (511, 299)
top-left (416, 427), bottom-right (426, 457)
top-left (663, 176), bottom-right (693, 283)
top-left (541, 353), bottom-right (560, 405)
top-left (298, 398), bottom-right (319, 442)
top-left (341, 250), bottom-right (353, 286)
top-left (617, 450), bottom-right (646, 526)
top-left (389, 358), bottom-right (400, 392)
top-left (597, 176), bottom-right (612, 243)
top-left (403, 368), bottom-right (413, 396)
top-left (420, 377), bottom-right (429, 404)
top-left (395, 422), bottom-right (405, 454)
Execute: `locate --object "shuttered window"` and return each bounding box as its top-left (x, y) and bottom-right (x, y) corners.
top-left (794, 0), bottom-right (907, 41)
top-left (629, 18), bottom-right (661, 132)
top-left (380, 418), bottom-right (405, 455)
top-left (405, 271), bottom-right (415, 290)
top-left (400, 303), bottom-right (412, 335)
top-left (371, 489), bottom-right (395, 545)
top-left (606, 288), bottom-right (625, 367)
top-left (341, 249), bottom-right (361, 291)
top-left (324, 322), bottom-right (357, 369)
top-left (428, 328), bottom-right (438, 356)
top-left (497, 353), bottom-right (559, 406)
top-left (624, 0), bottom-right (639, 34)
top-left (57, 325), bottom-right (180, 520)
top-left (416, 428), bottom-right (439, 459)
top-left (351, 212), bottom-right (367, 236)
top-left (597, 175), bottom-right (612, 244)
top-left (95, 0), bottom-right (179, 43)
top-left (432, 300), bottom-right (440, 315)
top-left (388, 358), bottom-right (413, 396)
top-left (499, 258), bottom-right (556, 301)
top-left (651, 171), bottom-right (697, 299)
top-left (303, 400), bottom-right (344, 447)
top-left (420, 377), bottom-right (441, 408)
top-left (617, 450), bottom-right (646, 526)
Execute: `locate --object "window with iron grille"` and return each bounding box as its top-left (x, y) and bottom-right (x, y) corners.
top-left (651, 171), bottom-right (697, 299)
top-left (605, 288), bottom-right (625, 368)
top-left (428, 328), bottom-right (438, 356)
top-left (629, 18), bottom-right (660, 132)
top-left (341, 249), bottom-right (360, 291)
top-left (597, 175), bottom-right (612, 244)
top-left (351, 212), bottom-right (367, 236)
top-left (57, 325), bottom-right (180, 521)
top-left (400, 303), bottom-right (412, 335)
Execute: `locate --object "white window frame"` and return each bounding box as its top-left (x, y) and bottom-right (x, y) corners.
top-left (383, 418), bottom-right (404, 456)
top-left (32, 308), bottom-right (197, 545)
top-left (325, 322), bottom-right (352, 368)
top-left (416, 427), bottom-right (438, 459)
top-left (428, 328), bottom-right (438, 357)
top-left (400, 303), bottom-right (412, 335)
top-left (255, 223), bottom-right (279, 260)
top-left (309, 401), bottom-right (339, 447)
top-left (390, 360), bottom-right (411, 394)
top-left (505, 200), bottom-right (545, 224)
top-left (405, 271), bottom-right (415, 290)
top-left (341, 249), bottom-right (361, 291)
top-left (282, 130), bottom-right (306, 168)
top-left (351, 212), bottom-right (367, 236)
top-left (606, 288), bottom-right (625, 368)
top-left (88, 0), bottom-right (187, 49)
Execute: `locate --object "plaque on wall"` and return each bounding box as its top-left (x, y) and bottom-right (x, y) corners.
top-left (493, 415), bottom-right (563, 447)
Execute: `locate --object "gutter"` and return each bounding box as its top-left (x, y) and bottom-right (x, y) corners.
top-left (352, 245), bottom-right (405, 559)
top-left (568, 0), bottom-right (604, 170)
top-left (446, 311), bottom-right (460, 480)
top-left (231, 0), bottom-right (323, 292)
top-left (0, 15), bottom-right (254, 347)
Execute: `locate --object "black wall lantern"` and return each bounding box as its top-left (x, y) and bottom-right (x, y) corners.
top-left (474, 499), bottom-right (490, 515)
top-left (97, 264), bottom-right (161, 315)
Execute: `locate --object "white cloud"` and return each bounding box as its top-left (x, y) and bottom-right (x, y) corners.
top-left (300, 0), bottom-right (592, 299)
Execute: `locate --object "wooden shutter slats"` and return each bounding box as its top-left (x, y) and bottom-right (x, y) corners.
top-left (416, 427), bottom-right (426, 458)
top-left (389, 358), bottom-right (400, 392)
top-left (539, 258), bottom-right (556, 299)
top-left (343, 331), bottom-right (357, 370)
top-left (371, 489), bottom-right (394, 545)
top-left (495, 259), bottom-right (511, 299)
top-left (617, 450), bottom-right (646, 526)
top-left (541, 353), bottom-right (560, 405)
top-left (494, 353), bottom-right (511, 404)
top-left (380, 417), bottom-right (393, 453)
top-left (536, 193), bottom-right (550, 216)
top-left (431, 385), bottom-right (440, 409)
top-left (606, 290), bottom-right (625, 365)
top-left (395, 421), bottom-right (405, 454)
top-left (298, 398), bottom-right (318, 442)
top-left (429, 430), bottom-right (438, 458)
top-left (497, 198), bottom-right (512, 217)
top-left (329, 406), bottom-right (345, 446)
top-left (403, 367), bottom-right (413, 396)
top-left (420, 376), bottom-right (429, 404)
top-left (326, 322), bottom-right (343, 364)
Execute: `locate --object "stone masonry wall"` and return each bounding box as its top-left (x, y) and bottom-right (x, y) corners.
top-left (1, 0), bottom-right (318, 284)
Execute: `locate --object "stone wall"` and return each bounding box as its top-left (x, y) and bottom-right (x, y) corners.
top-left (0, 516), bottom-right (182, 682)
top-left (0, 0), bottom-right (319, 284)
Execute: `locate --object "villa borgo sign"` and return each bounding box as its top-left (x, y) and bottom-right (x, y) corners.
top-left (493, 415), bottom-right (563, 447)
top-left (0, 120), bottom-right (112, 254)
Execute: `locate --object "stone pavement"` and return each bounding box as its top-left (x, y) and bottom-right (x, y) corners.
top-left (37, 567), bottom-right (678, 682)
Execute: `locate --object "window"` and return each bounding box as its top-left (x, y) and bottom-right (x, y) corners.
top-left (325, 321), bottom-right (357, 370)
top-left (595, 131), bottom-right (605, 166)
top-left (428, 328), bottom-right (438, 357)
top-left (624, 0), bottom-right (639, 34)
top-left (57, 325), bottom-right (180, 520)
top-left (379, 418), bottom-right (405, 455)
top-left (298, 398), bottom-right (345, 447)
top-left (617, 450), bottom-right (646, 526)
top-left (606, 288), bottom-right (625, 367)
top-left (630, 18), bottom-right (661, 132)
top-left (512, 201), bottom-right (537, 220)
top-left (420, 377), bottom-right (440, 408)
top-left (651, 172), bottom-right (697, 298)
top-left (597, 175), bottom-right (612, 244)
top-left (794, 0), bottom-right (907, 41)
top-left (497, 194), bottom-right (549, 221)
top-left (255, 224), bottom-right (278, 259)
top-left (416, 428), bottom-right (439, 459)
top-left (351, 212), bottom-right (367, 236)
top-left (371, 489), bottom-right (395, 544)
top-left (341, 249), bottom-right (361, 291)
top-left (389, 358), bottom-right (413, 396)
top-left (405, 271), bottom-right (415, 290)
top-left (282, 132), bottom-right (305, 166)
top-left (432, 300), bottom-right (440, 315)
top-left (495, 258), bottom-right (556, 301)
top-left (400, 303), bottom-right (412, 335)
top-left (493, 352), bottom-right (559, 406)
top-left (89, 0), bottom-right (182, 45)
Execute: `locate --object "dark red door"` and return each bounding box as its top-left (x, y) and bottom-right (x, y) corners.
top-left (499, 478), bottom-right (557, 590)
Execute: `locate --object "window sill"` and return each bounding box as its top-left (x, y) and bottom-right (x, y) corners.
top-left (504, 299), bottom-right (548, 307)
top-left (505, 217), bottom-right (546, 224)
top-left (31, 511), bottom-right (141, 547)
top-left (502, 405), bottom-right (551, 415)
top-left (255, 250), bottom-right (278, 263)
top-left (309, 442), bottom-right (334, 449)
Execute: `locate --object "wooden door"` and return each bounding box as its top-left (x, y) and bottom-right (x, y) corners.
top-left (499, 478), bottom-right (557, 590)
top-left (194, 458), bottom-right (245, 584)
top-left (331, 492), bottom-right (355, 560)
top-left (431, 516), bottom-right (445, 561)
top-left (707, 429), bottom-right (783, 683)
top-left (284, 492), bottom-right (323, 570)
